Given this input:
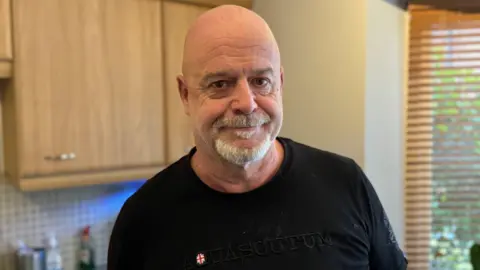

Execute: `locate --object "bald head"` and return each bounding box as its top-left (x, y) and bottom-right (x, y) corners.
top-left (181, 5), bottom-right (280, 78)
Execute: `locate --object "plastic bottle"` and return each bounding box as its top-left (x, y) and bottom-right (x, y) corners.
top-left (44, 233), bottom-right (63, 270)
top-left (14, 240), bottom-right (31, 255)
top-left (14, 240), bottom-right (34, 270)
top-left (78, 226), bottom-right (96, 270)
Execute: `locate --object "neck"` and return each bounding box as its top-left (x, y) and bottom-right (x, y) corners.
top-left (191, 139), bottom-right (284, 194)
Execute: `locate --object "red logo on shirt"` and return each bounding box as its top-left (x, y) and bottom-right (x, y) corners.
top-left (196, 253), bottom-right (206, 265)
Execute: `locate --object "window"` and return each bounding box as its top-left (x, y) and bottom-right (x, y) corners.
top-left (406, 4), bottom-right (480, 270)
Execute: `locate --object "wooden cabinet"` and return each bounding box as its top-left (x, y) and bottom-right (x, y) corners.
top-left (1, 0), bottom-right (252, 191)
top-left (2, 0), bottom-right (166, 191)
top-left (0, 0), bottom-right (12, 77)
top-left (163, 1), bottom-right (210, 163)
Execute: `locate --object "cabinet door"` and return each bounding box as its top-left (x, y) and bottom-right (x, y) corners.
top-left (0, 0), bottom-right (12, 77)
top-left (163, 1), bottom-right (209, 163)
top-left (0, 0), bottom-right (11, 60)
top-left (12, 0), bottom-right (165, 177)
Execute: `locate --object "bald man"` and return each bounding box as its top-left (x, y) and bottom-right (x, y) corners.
top-left (107, 5), bottom-right (407, 270)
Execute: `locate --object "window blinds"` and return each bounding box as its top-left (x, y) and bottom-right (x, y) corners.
top-left (407, 4), bottom-right (480, 270)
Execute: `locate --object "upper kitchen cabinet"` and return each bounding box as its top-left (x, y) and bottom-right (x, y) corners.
top-left (0, 0), bottom-right (12, 77)
top-left (2, 0), bottom-right (166, 191)
top-left (163, 1), bottom-right (210, 163)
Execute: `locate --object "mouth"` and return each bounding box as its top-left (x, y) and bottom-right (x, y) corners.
top-left (219, 124), bottom-right (265, 132)
top-left (229, 126), bottom-right (258, 131)
top-left (215, 125), bottom-right (264, 140)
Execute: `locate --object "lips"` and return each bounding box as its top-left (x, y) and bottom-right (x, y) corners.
top-left (230, 126), bottom-right (258, 131)
top-left (234, 129), bottom-right (256, 139)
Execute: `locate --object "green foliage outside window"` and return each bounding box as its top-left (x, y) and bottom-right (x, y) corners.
top-left (429, 51), bottom-right (480, 269)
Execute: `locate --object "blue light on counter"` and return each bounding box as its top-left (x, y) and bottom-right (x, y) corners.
top-left (86, 180), bottom-right (147, 222)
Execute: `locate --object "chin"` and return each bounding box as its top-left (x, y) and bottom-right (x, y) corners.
top-left (214, 135), bottom-right (274, 166)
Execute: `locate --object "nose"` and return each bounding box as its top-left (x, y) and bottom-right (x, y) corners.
top-left (231, 79), bottom-right (258, 114)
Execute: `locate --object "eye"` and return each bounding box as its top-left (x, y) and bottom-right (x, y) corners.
top-left (251, 78), bottom-right (270, 88)
top-left (209, 80), bottom-right (230, 89)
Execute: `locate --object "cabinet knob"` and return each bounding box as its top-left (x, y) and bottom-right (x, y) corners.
top-left (44, 152), bottom-right (76, 161)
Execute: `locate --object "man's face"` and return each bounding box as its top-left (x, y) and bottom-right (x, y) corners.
top-left (179, 34), bottom-right (283, 166)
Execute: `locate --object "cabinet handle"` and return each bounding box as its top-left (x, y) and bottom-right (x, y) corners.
top-left (44, 152), bottom-right (76, 161)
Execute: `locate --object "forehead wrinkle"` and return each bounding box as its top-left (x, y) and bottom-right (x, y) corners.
top-left (200, 63), bottom-right (274, 81)
top-left (199, 45), bottom-right (271, 67)
top-left (203, 66), bottom-right (273, 78)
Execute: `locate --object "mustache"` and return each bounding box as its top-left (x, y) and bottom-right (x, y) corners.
top-left (213, 113), bottom-right (271, 128)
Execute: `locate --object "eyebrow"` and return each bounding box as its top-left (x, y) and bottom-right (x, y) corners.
top-left (251, 67), bottom-right (274, 76)
top-left (200, 67), bottom-right (274, 84)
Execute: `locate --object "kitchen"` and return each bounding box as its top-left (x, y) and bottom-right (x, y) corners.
top-left (0, 0), bottom-right (407, 269)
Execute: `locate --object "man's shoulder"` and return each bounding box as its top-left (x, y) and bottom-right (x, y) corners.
top-left (111, 157), bottom-right (192, 237)
top-left (282, 137), bottom-right (368, 203)
top-left (122, 156), bottom-right (192, 211)
top-left (281, 137), bottom-right (358, 169)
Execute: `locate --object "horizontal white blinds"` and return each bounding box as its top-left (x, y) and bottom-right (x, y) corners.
top-left (407, 5), bottom-right (480, 270)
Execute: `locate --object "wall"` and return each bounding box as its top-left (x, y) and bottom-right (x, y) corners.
top-left (253, 0), bottom-right (367, 166)
top-left (364, 0), bottom-right (407, 249)
top-left (253, 0), bottom-right (407, 248)
top-left (0, 101), bottom-right (144, 269)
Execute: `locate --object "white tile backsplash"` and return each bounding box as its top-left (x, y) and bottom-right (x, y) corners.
top-left (0, 175), bottom-right (143, 270)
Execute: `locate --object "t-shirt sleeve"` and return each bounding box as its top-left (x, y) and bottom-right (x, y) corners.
top-left (352, 161), bottom-right (408, 270)
top-left (107, 197), bottom-right (142, 270)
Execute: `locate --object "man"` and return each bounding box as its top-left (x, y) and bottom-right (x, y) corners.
top-left (108, 4), bottom-right (407, 270)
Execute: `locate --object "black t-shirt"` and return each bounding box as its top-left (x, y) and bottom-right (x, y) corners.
top-left (108, 137), bottom-right (408, 270)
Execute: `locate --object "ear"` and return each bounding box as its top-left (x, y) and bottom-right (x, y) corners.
top-left (177, 75), bottom-right (190, 116)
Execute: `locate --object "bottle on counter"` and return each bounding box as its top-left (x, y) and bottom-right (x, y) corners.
top-left (44, 233), bottom-right (63, 270)
top-left (14, 240), bottom-right (34, 270)
top-left (14, 240), bottom-right (46, 270)
top-left (78, 226), bottom-right (96, 270)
